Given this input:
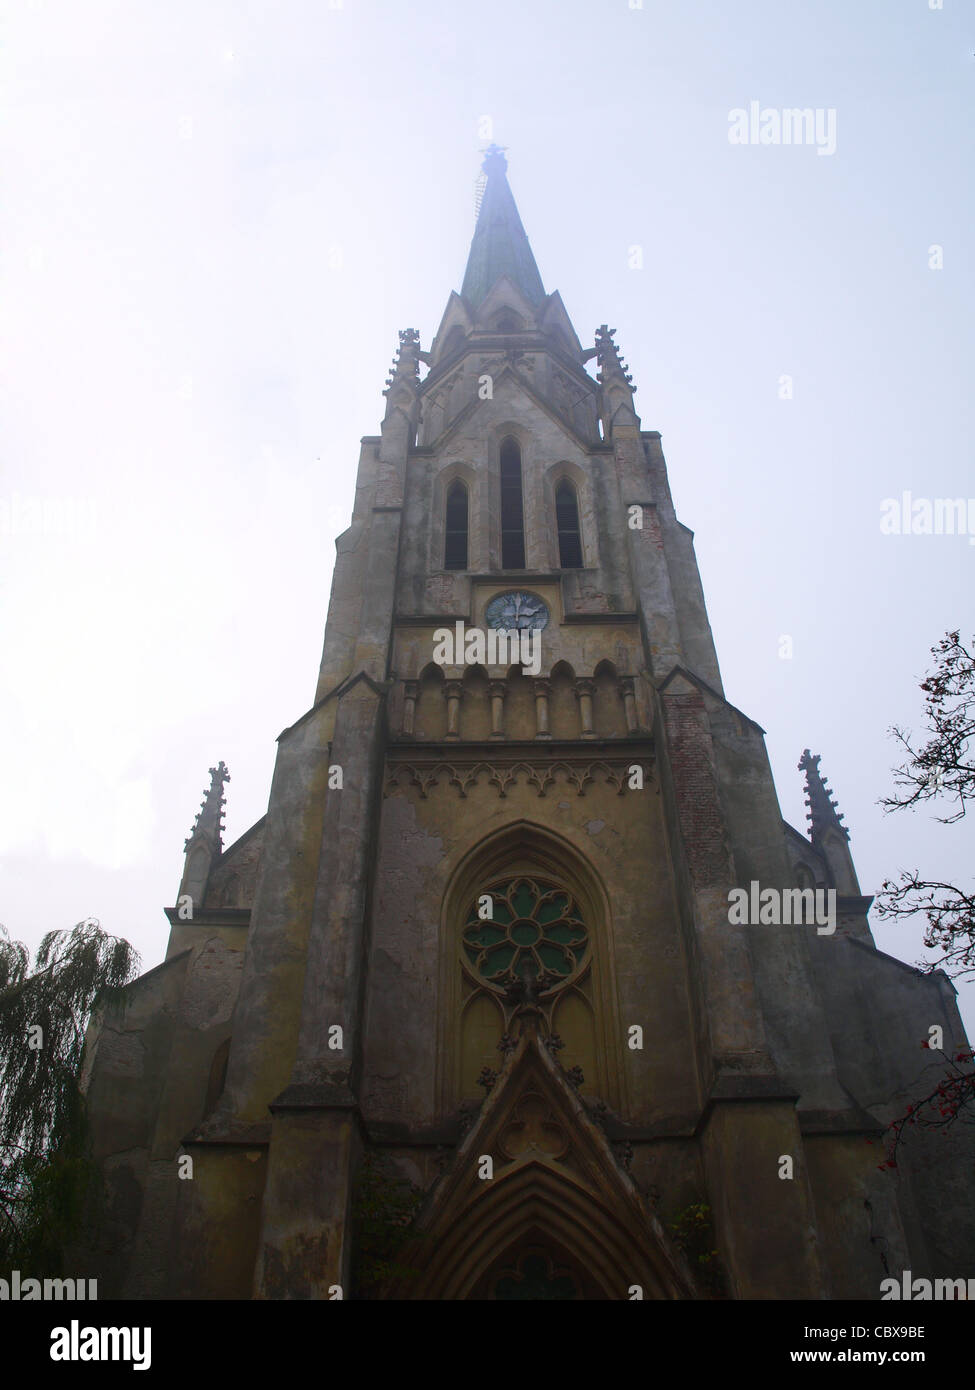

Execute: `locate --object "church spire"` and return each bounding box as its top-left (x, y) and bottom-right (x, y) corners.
top-left (460, 145), bottom-right (546, 310)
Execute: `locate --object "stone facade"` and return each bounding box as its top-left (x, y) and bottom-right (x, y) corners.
top-left (77, 147), bottom-right (974, 1300)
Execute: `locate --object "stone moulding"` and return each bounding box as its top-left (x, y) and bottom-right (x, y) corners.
top-left (384, 748), bottom-right (654, 799)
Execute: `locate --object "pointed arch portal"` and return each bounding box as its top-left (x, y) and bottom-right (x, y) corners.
top-left (388, 1031), bottom-right (695, 1300)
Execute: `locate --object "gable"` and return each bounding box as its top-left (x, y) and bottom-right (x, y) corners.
top-left (472, 275), bottom-right (543, 331)
top-left (386, 1026), bottom-right (697, 1299)
top-left (429, 363), bottom-right (598, 458)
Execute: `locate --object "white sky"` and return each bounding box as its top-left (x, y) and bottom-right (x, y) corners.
top-left (1, 0), bottom-right (972, 1033)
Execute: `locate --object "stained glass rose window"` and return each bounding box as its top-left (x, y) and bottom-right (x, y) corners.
top-left (462, 876), bottom-right (588, 989)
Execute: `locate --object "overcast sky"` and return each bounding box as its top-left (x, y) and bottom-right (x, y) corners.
top-left (2, 0), bottom-right (972, 1032)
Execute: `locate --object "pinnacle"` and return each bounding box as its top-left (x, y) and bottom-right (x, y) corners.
top-left (383, 327), bottom-right (422, 395)
top-left (184, 760), bottom-right (231, 851)
top-left (594, 324), bottom-right (636, 392)
top-left (798, 748), bottom-right (849, 842)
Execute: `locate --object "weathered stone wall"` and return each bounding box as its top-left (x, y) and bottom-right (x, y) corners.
top-left (811, 936), bottom-right (975, 1281)
top-left (398, 372), bottom-right (635, 623)
top-left (204, 821), bottom-right (265, 910)
top-left (78, 930), bottom-right (247, 1296)
top-left (362, 761), bottom-right (698, 1131)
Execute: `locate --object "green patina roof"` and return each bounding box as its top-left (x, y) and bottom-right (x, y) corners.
top-left (461, 146), bottom-right (546, 310)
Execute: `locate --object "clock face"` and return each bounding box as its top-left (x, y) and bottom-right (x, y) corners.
top-left (485, 591), bottom-right (549, 632)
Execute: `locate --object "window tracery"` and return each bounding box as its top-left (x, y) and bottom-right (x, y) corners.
top-left (462, 876), bottom-right (588, 991)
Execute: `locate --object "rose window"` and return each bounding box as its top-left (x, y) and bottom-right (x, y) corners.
top-left (462, 876), bottom-right (588, 989)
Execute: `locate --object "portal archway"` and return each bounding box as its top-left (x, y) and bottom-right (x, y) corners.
top-left (391, 1031), bottom-right (695, 1301)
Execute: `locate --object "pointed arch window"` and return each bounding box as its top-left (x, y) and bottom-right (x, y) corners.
top-left (500, 437), bottom-right (525, 569)
top-left (444, 480), bottom-right (469, 570)
top-left (443, 828), bottom-right (624, 1112)
top-left (455, 867), bottom-right (601, 1103)
top-left (495, 310), bottom-right (522, 334)
top-left (555, 480), bottom-right (583, 569)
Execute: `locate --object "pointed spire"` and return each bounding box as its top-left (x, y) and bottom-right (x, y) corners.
top-left (461, 145), bottom-right (546, 310)
top-left (798, 749), bottom-right (848, 842)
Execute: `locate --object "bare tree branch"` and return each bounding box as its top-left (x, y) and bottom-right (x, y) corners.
top-left (880, 631), bottom-right (975, 825)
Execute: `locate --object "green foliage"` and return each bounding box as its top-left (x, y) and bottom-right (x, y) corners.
top-left (349, 1151), bottom-right (425, 1298)
top-left (668, 1201), bottom-right (726, 1297)
top-left (2, 1140), bottom-right (98, 1272)
top-left (0, 918), bottom-right (139, 1271)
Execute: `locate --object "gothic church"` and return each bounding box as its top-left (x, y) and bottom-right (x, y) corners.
top-left (79, 147), bottom-right (974, 1299)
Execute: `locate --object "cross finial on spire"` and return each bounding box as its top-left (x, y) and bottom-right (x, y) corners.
top-left (480, 142), bottom-right (508, 174)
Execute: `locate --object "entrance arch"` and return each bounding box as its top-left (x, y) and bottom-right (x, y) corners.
top-left (388, 1029), bottom-right (696, 1300)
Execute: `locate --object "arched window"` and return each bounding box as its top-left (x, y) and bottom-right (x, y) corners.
top-left (555, 480), bottom-right (583, 569)
top-left (439, 824), bottom-right (624, 1113)
top-left (495, 309), bottom-right (522, 334)
top-left (457, 871), bottom-right (597, 1100)
top-left (444, 480), bottom-right (468, 570)
top-left (500, 437), bottom-right (525, 569)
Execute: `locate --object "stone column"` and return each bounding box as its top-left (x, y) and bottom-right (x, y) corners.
top-left (576, 678), bottom-right (596, 739)
top-left (402, 680), bottom-right (418, 737)
top-left (444, 681), bottom-right (463, 740)
top-left (620, 675), bottom-right (638, 734)
top-left (489, 680), bottom-right (506, 739)
top-left (701, 1100), bottom-right (826, 1298)
top-left (533, 679), bottom-right (552, 739)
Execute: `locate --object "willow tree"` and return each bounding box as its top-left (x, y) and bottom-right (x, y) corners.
top-left (0, 918), bottom-right (139, 1269)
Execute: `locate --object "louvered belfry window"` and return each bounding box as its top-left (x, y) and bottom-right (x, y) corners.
top-left (556, 480), bottom-right (583, 569)
top-left (500, 437), bottom-right (526, 569)
top-left (444, 480), bottom-right (468, 570)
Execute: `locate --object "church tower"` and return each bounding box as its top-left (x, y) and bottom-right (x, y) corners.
top-left (79, 148), bottom-right (974, 1300)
